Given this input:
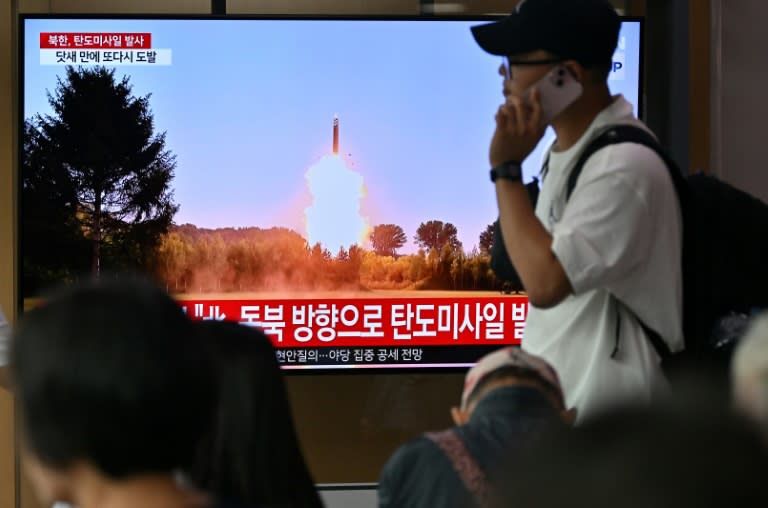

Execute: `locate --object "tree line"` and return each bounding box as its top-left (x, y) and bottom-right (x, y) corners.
top-left (152, 222), bottom-right (511, 294)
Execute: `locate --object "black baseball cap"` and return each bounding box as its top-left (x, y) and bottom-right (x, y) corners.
top-left (471, 0), bottom-right (620, 67)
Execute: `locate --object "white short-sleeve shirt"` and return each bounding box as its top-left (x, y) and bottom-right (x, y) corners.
top-left (522, 96), bottom-right (683, 423)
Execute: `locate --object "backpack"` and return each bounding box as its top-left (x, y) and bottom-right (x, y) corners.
top-left (491, 125), bottom-right (768, 371)
top-left (491, 178), bottom-right (540, 293)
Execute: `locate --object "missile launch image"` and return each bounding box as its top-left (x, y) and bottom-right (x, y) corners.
top-left (303, 114), bottom-right (369, 254)
top-left (333, 114), bottom-right (339, 155)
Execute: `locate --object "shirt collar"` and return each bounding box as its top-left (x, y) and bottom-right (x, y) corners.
top-left (549, 94), bottom-right (633, 163)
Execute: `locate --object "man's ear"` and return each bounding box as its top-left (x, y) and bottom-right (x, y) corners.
top-left (560, 407), bottom-right (578, 426)
top-left (451, 406), bottom-right (470, 426)
top-left (563, 60), bottom-right (586, 83)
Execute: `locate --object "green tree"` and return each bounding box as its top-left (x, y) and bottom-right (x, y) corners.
top-left (479, 223), bottom-right (495, 254)
top-left (370, 224), bottom-right (408, 257)
top-left (409, 251), bottom-right (428, 282)
top-left (450, 250), bottom-right (466, 290)
top-left (414, 220), bottom-right (461, 253)
top-left (225, 239), bottom-right (262, 291)
top-left (26, 66), bottom-right (178, 277)
top-left (21, 120), bottom-right (90, 294)
top-left (192, 234), bottom-right (227, 291)
top-left (156, 232), bottom-right (194, 292)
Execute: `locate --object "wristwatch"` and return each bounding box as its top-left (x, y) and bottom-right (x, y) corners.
top-left (490, 161), bottom-right (523, 183)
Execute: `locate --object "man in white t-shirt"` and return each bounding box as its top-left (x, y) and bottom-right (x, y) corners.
top-left (0, 306), bottom-right (10, 389)
top-left (471, 0), bottom-right (682, 422)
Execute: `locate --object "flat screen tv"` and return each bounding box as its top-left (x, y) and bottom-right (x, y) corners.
top-left (20, 15), bottom-right (643, 369)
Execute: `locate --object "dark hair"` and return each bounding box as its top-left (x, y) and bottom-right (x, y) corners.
top-left (551, 52), bottom-right (612, 83)
top-left (466, 365), bottom-right (564, 411)
top-left (585, 60), bottom-right (613, 83)
top-left (190, 321), bottom-right (323, 508)
top-left (11, 275), bottom-right (214, 479)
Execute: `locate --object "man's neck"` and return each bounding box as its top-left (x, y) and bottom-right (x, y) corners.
top-left (72, 470), bottom-right (209, 508)
top-left (550, 86), bottom-right (615, 152)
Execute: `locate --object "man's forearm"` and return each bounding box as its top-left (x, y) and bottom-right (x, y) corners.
top-left (495, 179), bottom-right (572, 307)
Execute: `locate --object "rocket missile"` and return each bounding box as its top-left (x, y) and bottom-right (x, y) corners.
top-left (333, 114), bottom-right (339, 155)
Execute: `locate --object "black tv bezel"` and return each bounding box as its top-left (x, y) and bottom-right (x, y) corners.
top-left (17, 13), bottom-right (644, 375)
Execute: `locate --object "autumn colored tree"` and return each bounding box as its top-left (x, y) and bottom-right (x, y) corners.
top-left (414, 220), bottom-right (461, 252)
top-left (479, 223), bottom-right (495, 254)
top-left (370, 224), bottom-right (408, 257)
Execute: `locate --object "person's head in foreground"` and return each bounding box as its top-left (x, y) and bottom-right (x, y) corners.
top-left (11, 275), bottom-right (217, 508)
top-left (454, 346), bottom-right (576, 426)
top-left (190, 320), bottom-right (323, 508)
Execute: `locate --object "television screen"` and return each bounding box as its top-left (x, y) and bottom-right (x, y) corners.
top-left (20, 16), bottom-right (642, 369)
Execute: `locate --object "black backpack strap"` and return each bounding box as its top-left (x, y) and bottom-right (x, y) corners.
top-left (564, 125), bottom-right (682, 361)
top-left (610, 304), bottom-right (672, 361)
top-left (565, 125), bottom-right (686, 203)
top-left (635, 310), bottom-right (672, 360)
top-left (541, 150), bottom-right (551, 182)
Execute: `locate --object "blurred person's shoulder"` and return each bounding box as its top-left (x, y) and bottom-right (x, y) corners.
top-left (382, 435), bottom-right (447, 474)
top-left (379, 434), bottom-right (471, 508)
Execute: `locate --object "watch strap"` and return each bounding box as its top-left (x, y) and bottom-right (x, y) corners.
top-left (490, 161), bottom-right (523, 183)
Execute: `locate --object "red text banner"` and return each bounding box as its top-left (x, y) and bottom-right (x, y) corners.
top-left (178, 296), bottom-right (528, 348)
top-left (40, 32), bottom-right (152, 49)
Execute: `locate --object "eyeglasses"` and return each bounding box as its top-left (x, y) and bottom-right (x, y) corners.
top-left (501, 57), bottom-right (563, 80)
